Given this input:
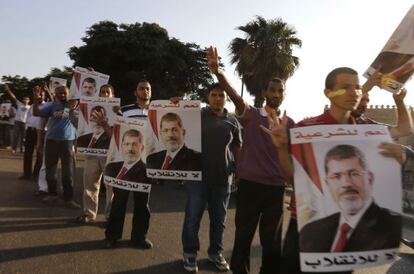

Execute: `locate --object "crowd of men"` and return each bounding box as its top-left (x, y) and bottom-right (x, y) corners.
top-left (0, 46), bottom-right (413, 274)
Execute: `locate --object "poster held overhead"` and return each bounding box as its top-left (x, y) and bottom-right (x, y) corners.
top-left (364, 5), bottom-right (414, 92)
top-left (69, 67), bottom-right (110, 99)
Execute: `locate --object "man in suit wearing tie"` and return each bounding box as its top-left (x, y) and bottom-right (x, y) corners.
top-left (299, 144), bottom-right (401, 253)
top-left (147, 112), bottom-right (201, 172)
top-left (105, 129), bottom-right (147, 182)
top-left (77, 105), bottom-right (111, 150)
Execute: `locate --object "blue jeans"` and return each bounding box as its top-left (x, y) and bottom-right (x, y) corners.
top-left (182, 182), bottom-right (231, 257)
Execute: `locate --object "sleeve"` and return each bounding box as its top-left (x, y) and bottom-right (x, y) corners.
top-left (235, 103), bottom-right (254, 126)
top-left (69, 110), bottom-right (79, 128)
top-left (231, 117), bottom-right (242, 146)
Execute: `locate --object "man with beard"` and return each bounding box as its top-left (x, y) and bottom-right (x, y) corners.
top-left (146, 112), bottom-right (201, 172)
top-left (207, 46), bottom-right (295, 274)
top-left (81, 77), bottom-right (97, 97)
top-left (105, 129), bottom-right (147, 182)
top-left (103, 80), bottom-right (153, 250)
top-left (76, 106), bottom-right (111, 150)
top-left (299, 144), bottom-right (401, 252)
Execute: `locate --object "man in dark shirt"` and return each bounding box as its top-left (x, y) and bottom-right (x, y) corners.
top-left (181, 83), bottom-right (242, 272)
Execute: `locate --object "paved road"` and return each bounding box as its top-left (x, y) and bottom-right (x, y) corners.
top-left (0, 150), bottom-right (413, 273)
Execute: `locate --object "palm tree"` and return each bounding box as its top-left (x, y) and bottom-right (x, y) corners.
top-left (229, 16), bottom-right (302, 107)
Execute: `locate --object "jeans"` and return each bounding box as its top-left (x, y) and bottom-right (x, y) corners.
top-left (12, 120), bottom-right (25, 151)
top-left (230, 179), bottom-right (285, 274)
top-left (182, 181), bottom-right (231, 257)
top-left (44, 139), bottom-right (75, 201)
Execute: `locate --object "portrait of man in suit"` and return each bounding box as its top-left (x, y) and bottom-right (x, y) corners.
top-left (146, 112), bottom-right (201, 171)
top-left (77, 105), bottom-right (111, 149)
top-left (81, 77), bottom-right (97, 97)
top-left (105, 129), bottom-right (147, 183)
top-left (299, 144), bottom-right (401, 252)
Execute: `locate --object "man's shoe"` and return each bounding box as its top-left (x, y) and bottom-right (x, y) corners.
top-left (130, 238), bottom-right (153, 249)
top-left (64, 200), bottom-right (81, 209)
top-left (41, 195), bottom-right (58, 203)
top-left (103, 238), bottom-right (117, 249)
top-left (402, 238), bottom-right (414, 249)
top-left (74, 215), bottom-right (95, 224)
top-left (208, 254), bottom-right (230, 271)
top-left (33, 190), bottom-right (48, 197)
top-left (183, 256), bottom-right (198, 272)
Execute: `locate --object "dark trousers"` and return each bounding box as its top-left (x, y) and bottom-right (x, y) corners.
top-left (12, 120), bottom-right (25, 151)
top-left (280, 218), bottom-right (352, 274)
top-left (23, 127), bottom-right (42, 178)
top-left (230, 179), bottom-right (285, 274)
top-left (105, 187), bottom-right (150, 242)
top-left (0, 124), bottom-right (11, 147)
top-left (44, 139), bottom-right (75, 201)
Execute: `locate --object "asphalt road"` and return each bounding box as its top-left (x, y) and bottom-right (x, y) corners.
top-left (0, 150), bottom-right (413, 274)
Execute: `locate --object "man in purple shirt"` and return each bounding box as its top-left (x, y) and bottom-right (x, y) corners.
top-left (208, 46), bottom-right (294, 274)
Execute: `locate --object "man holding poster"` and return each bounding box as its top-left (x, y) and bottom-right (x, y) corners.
top-left (262, 67), bottom-right (403, 273)
top-left (103, 79), bottom-right (153, 250)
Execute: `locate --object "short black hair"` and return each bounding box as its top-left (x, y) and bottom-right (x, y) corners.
top-left (99, 84), bottom-right (114, 96)
top-left (324, 144), bottom-right (367, 174)
top-left (325, 67), bottom-right (358, 89)
top-left (160, 112), bottom-right (183, 129)
top-left (82, 77), bottom-right (96, 86)
top-left (207, 83), bottom-right (223, 94)
top-left (122, 129), bottom-right (142, 143)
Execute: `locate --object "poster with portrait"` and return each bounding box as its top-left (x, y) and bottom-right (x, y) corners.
top-left (76, 97), bottom-right (120, 156)
top-left (364, 5), bottom-right (414, 92)
top-left (69, 66), bottom-right (110, 99)
top-left (0, 102), bottom-right (12, 124)
top-left (48, 77), bottom-right (67, 95)
top-left (146, 100), bottom-right (202, 181)
top-left (104, 116), bottom-right (150, 193)
top-left (291, 125), bottom-right (402, 272)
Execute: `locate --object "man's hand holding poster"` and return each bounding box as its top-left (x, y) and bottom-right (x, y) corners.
top-left (104, 116), bottom-right (151, 193)
top-left (364, 5), bottom-right (414, 92)
top-left (48, 77), bottom-right (67, 95)
top-left (146, 100), bottom-right (202, 181)
top-left (291, 125), bottom-right (402, 272)
top-left (69, 67), bottom-right (110, 99)
top-left (76, 97), bottom-right (120, 156)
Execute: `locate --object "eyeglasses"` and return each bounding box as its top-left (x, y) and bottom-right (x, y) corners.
top-left (326, 169), bottom-right (366, 182)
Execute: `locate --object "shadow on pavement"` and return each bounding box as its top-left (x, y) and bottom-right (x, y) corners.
top-left (114, 258), bottom-right (228, 274)
top-left (0, 239), bottom-right (120, 263)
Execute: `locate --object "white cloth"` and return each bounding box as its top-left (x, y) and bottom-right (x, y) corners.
top-left (15, 101), bottom-right (30, 123)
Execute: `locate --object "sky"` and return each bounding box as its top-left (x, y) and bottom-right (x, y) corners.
top-left (1, 0), bottom-right (413, 121)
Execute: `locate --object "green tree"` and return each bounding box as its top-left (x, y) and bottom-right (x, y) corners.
top-left (229, 16), bottom-right (302, 107)
top-left (68, 21), bottom-right (214, 104)
top-left (1, 75), bottom-right (31, 101)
